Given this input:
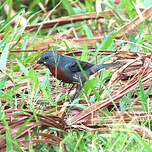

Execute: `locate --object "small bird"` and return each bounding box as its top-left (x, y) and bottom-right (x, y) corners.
top-left (37, 51), bottom-right (117, 99)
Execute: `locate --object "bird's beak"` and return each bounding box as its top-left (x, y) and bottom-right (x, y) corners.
top-left (37, 58), bottom-right (43, 64)
top-left (37, 58), bottom-right (47, 64)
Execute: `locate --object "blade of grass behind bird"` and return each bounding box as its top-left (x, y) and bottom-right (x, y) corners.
top-left (96, 31), bottom-right (115, 51)
top-left (80, 41), bottom-right (89, 61)
top-left (79, 77), bottom-right (99, 99)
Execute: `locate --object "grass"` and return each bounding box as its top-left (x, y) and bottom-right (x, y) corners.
top-left (0, 0), bottom-right (152, 151)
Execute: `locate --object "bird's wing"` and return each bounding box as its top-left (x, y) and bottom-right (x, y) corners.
top-left (69, 60), bottom-right (93, 72)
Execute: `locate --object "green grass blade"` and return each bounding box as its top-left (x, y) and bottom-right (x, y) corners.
top-left (81, 41), bottom-right (88, 61)
top-left (97, 31), bottom-right (114, 51)
top-left (0, 8), bottom-right (24, 32)
top-left (14, 115), bottom-right (34, 139)
top-left (138, 75), bottom-right (148, 111)
top-left (0, 110), bottom-right (14, 152)
top-left (17, 59), bottom-right (29, 75)
top-left (0, 44), bottom-right (9, 72)
top-left (133, 131), bottom-right (152, 152)
top-left (62, 0), bottom-right (75, 15)
top-left (83, 24), bottom-right (93, 39)
top-left (0, 0), bottom-right (9, 10)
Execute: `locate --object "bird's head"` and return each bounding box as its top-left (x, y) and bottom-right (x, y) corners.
top-left (37, 51), bottom-right (59, 67)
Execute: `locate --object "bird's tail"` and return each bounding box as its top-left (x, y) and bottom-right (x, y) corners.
top-left (89, 62), bottom-right (117, 75)
top-left (99, 62), bottom-right (117, 69)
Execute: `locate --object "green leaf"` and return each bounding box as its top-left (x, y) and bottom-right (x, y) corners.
top-left (83, 24), bottom-right (93, 39)
top-left (0, 0), bottom-right (9, 10)
top-left (81, 77), bottom-right (99, 98)
top-left (0, 110), bottom-right (13, 152)
top-left (14, 114), bottom-right (34, 139)
top-left (64, 41), bottom-right (73, 54)
top-left (28, 0), bottom-right (40, 11)
top-left (133, 131), bottom-right (152, 152)
top-left (97, 31), bottom-right (114, 50)
top-left (0, 32), bottom-right (11, 50)
top-left (99, 53), bottom-right (116, 64)
top-left (41, 87), bottom-right (49, 99)
top-left (0, 9), bottom-right (24, 32)
top-left (28, 69), bottom-right (39, 91)
top-left (81, 41), bottom-right (88, 61)
top-left (145, 85), bottom-right (152, 98)
top-left (120, 93), bottom-right (132, 111)
top-left (85, 0), bottom-right (94, 12)
top-left (124, 0), bottom-right (136, 19)
top-left (17, 59), bottom-right (29, 75)
top-left (62, 0), bottom-right (75, 15)
top-left (0, 44), bottom-right (9, 72)
top-left (7, 0), bottom-right (13, 21)
top-left (138, 75), bottom-right (148, 112)
top-left (0, 75), bottom-right (8, 90)
top-left (77, 61), bottom-right (101, 101)
top-left (129, 30), bottom-right (139, 51)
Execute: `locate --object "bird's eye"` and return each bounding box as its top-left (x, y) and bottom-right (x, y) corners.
top-left (44, 56), bottom-right (49, 60)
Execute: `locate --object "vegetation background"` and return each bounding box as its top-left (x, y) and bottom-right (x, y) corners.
top-left (0, 0), bottom-right (152, 151)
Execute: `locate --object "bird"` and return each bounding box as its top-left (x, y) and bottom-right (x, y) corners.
top-left (37, 51), bottom-right (117, 99)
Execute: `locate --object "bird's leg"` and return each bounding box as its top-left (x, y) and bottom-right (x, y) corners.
top-left (69, 84), bottom-right (76, 92)
top-left (71, 84), bottom-right (81, 100)
top-left (71, 81), bottom-right (85, 100)
top-left (68, 84), bottom-right (76, 99)
top-left (71, 92), bottom-right (78, 100)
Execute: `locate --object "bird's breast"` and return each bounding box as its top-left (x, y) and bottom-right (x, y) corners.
top-left (48, 66), bottom-right (73, 83)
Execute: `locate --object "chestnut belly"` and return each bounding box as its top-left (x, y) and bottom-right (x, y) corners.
top-left (48, 66), bottom-right (74, 84)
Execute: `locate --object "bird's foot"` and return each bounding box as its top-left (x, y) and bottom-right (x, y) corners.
top-left (70, 92), bottom-right (79, 100)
